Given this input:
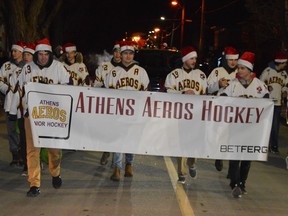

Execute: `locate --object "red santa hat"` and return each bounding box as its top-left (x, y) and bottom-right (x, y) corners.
top-left (113, 41), bottom-right (121, 51)
top-left (35, 38), bottom-right (52, 52)
top-left (11, 41), bottom-right (26, 52)
top-left (119, 41), bottom-right (135, 52)
top-left (181, 46), bottom-right (197, 62)
top-left (23, 43), bottom-right (36, 55)
top-left (63, 43), bottom-right (77, 53)
top-left (274, 51), bottom-right (288, 63)
top-left (224, 46), bottom-right (239, 59)
top-left (237, 51), bottom-right (255, 70)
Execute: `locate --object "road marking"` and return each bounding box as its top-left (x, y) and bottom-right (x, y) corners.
top-left (164, 156), bottom-right (195, 216)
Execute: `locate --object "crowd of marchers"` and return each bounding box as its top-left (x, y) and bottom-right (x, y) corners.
top-left (0, 38), bottom-right (287, 199)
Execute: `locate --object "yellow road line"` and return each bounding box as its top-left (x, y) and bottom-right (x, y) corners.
top-left (164, 156), bottom-right (195, 216)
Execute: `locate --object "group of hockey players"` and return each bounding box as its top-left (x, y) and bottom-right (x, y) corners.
top-left (0, 38), bottom-right (287, 199)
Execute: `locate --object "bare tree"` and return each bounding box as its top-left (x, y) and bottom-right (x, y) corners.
top-left (0, 0), bottom-right (63, 45)
top-left (244, 0), bottom-right (288, 73)
top-left (245, 0), bottom-right (287, 49)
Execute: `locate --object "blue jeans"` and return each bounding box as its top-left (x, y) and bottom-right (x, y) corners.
top-left (270, 106), bottom-right (281, 150)
top-left (112, 153), bottom-right (134, 169)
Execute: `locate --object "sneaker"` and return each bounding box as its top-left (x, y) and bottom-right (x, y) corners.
top-left (189, 167), bottom-right (197, 179)
top-left (270, 147), bottom-right (279, 154)
top-left (100, 152), bottom-right (110, 165)
top-left (177, 175), bottom-right (186, 184)
top-left (26, 186), bottom-right (40, 197)
top-left (52, 175), bottom-right (62, 189)
top-left (285, 156), bottom-right (288, 170)
top-left (215, 160), bottom-right (223, 171)
top-left (239, 182), bottom-right (247, 195)
top-left (240, 186), bottom-right (247, 195)
top-left (21, 169), bottom-right (28, 177)
top-left (232, 186), bottom-right (242, 198)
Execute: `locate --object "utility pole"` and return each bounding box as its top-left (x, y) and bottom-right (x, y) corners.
top-left (180, 4), bottom-right (185, 48)
top-left (199, 0), bottom-right (205, 57)
top-left (170, 22), bottom-right (175, 47)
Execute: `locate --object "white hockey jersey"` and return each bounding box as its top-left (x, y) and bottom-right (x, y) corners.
top-left (104, 63), bottom-right (149, 91)
top-left (0, 61), bottom-right (23, 112)
top-left (207, 66), bottom-right (237, 95)
top-left (9, 60), bottom-right (70, 116)
top-left (63, 62), bottom-right (90, 86)
top-left (165, 67), bottom-right (207, 95)
top-left (260, 66), bottom-right (288, 106)
top-left (6, 67), bottom-right (23, 115)
top-left (94, 60), bottom-right (120, 87)
top-left (221, 74), bottom-right (269, 98)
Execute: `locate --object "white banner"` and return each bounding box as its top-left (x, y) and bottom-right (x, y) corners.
top-left (26, 83), bottom-right (274, 161)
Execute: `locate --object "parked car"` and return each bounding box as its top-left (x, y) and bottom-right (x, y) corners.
top-left (134, 48), bottom-right (182, 92)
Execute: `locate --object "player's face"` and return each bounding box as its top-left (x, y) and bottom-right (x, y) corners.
top-left (227, 59), bottom-right (238, 69)
top-left (37, 51), bottom-right (50, 66)
top-left (121, 50), bottom-right (134, 65)
top-left (278, 62), bottom-right (287, 70)
top-left (237, 64), bottom-right (251, 80)
top-left (184, 57), bottom-right (197, 69)
top-left (23, 52), bottom-right (33, 63)
top-left (66, 51), bottom-right (76, 63)
top-left (11, 49), bottom-right (22, 61)
top-left (113, 50), bottom-right (121, 63)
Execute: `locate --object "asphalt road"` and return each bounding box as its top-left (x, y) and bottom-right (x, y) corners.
top-left (0, 109), bottom-right (288, 216)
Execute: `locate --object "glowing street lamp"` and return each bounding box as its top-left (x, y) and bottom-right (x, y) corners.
top-left (154, 28), bottom-right (160, 33)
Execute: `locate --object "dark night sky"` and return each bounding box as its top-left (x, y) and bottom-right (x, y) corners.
top-left (56, 0), bottom-right (247, 54)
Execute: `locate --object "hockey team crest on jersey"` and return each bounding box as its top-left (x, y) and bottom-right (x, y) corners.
top-left (256, 86), bottom-right (263, 94)
top-left (200, 74), bottom-right (205, 80)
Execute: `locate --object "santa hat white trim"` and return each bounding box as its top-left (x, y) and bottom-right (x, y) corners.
top-left (113, 44), bottom-right (120, 50)
top-left (275, 59), bottom-right (287, 63)
top-left (225, 54), bottom-right (239, 60)
top-left (23, 48), bottom-right (35, 54)
top-left (120, 45), bottom-right (134, 52)
top-left (182, 51), bottom-right (197, 62)
top-left (11, 45), bottom-right (24, 52)
top-left (65, 46), bottom-right (77, 53)
top-left (35, 44), bottom-right (52, 52)
top-left (238, 59), bottom-right (253, 70)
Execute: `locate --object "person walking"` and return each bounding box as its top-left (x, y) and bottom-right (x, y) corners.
top-left (0, 41), bottom-right (26, 167)
top-left (220, 51), bottom-right (269, 198)
top-left (9, 42), bottom-right (36, 176)
top-left (16, 38), bottom-right (71, 197)
top-left (207, 46), bottom-right (239, 173)
top-left (165, 46), bottom-right (208, 184)
top-left (104, 41), bottom-right (149, 181)
top-left (94, 42), bottom-right (121, 165)
top-left (260, 51), bottom-right (288, 153)
top-left (62, 43), bottom-right (90, 86)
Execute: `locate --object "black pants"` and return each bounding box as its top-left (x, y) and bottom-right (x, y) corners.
top-left (229, 160), bottom-right (251, 188)
top-left (270, 106), bottom-right (281, 150)
top-left (18, 117), bottom-right (27, 168)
